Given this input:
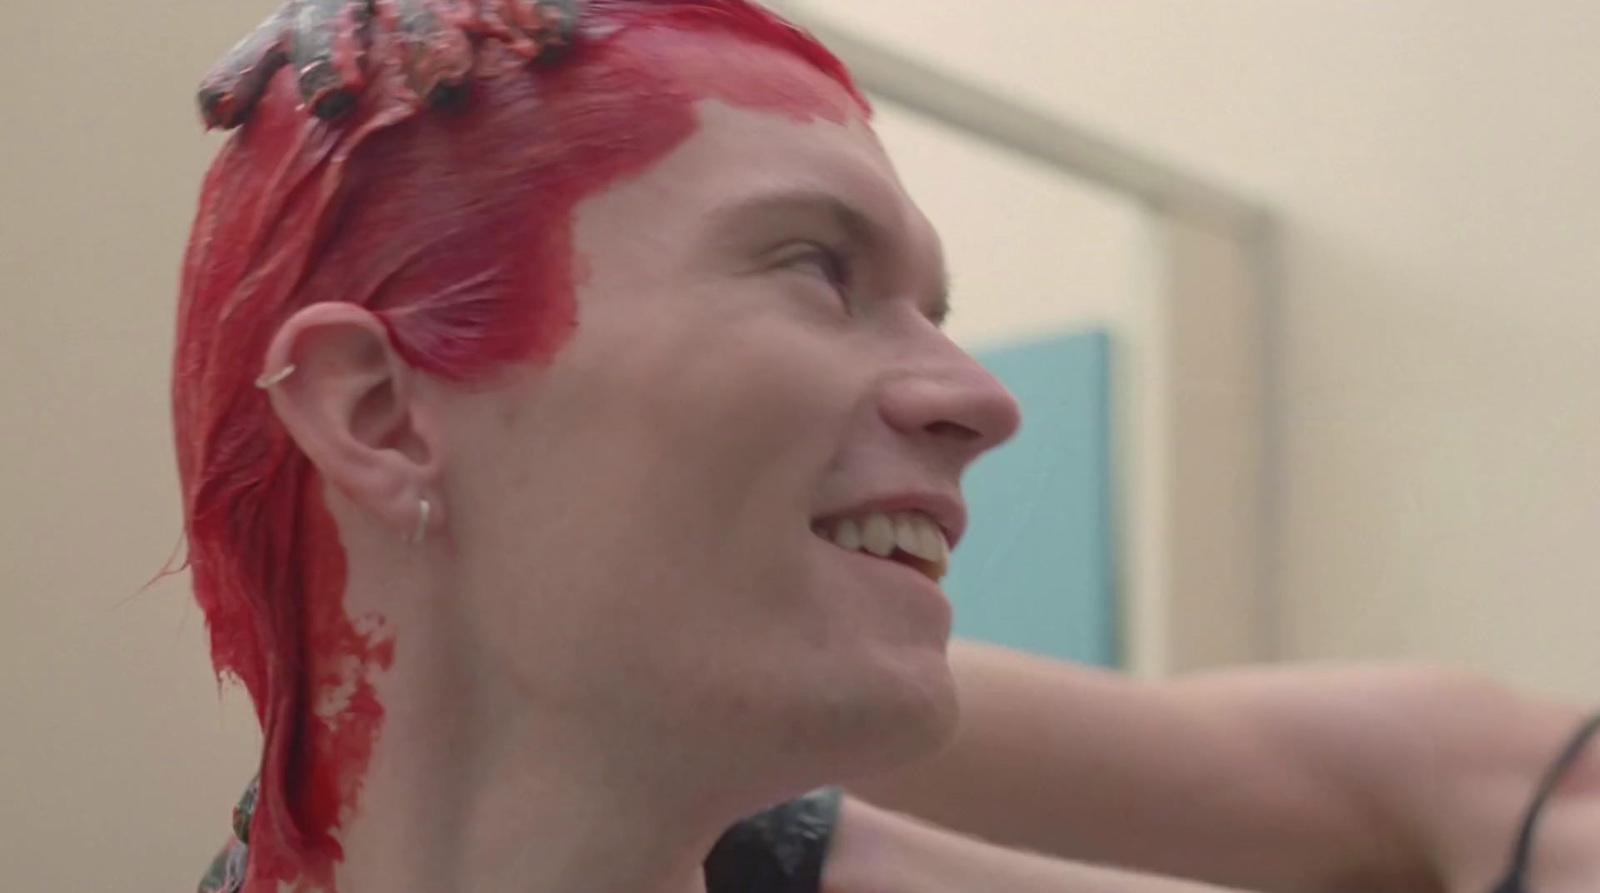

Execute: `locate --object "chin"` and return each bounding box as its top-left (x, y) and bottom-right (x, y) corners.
top-left (885, 652), bottom-right (962, 755)
top-left (813, 645), bottom-right (962, 778)
top-left (704, 640), bottom-right (956, 806)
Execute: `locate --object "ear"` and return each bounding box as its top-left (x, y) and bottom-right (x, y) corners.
top-left (258, 303), bottom-right (442, 539)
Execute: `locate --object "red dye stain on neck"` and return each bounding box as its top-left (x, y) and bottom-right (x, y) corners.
top-left (296, 494), bottom-right (396, 886)
top-left (247, 491), bottom-right (395, 892)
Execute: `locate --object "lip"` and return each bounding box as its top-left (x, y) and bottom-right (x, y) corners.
top-left (827, 543), bottom-right (955, 637)
top-left (814, 492), bottom-right (967, 550)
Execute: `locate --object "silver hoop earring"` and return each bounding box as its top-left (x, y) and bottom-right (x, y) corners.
top-left (254, 364), bottom-right (297, 389)
top-left (412, 496), bottom-right (432, 546)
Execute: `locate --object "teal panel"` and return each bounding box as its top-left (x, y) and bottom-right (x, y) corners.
top-left (944, 329), bottom-right (1118, 667)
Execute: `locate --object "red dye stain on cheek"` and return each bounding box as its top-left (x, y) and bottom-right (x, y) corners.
top-left (570, 252), bottom-right (594, 288)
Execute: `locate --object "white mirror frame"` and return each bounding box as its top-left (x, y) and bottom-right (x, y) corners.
top-left (775, 3), bottom-right (1284, 676)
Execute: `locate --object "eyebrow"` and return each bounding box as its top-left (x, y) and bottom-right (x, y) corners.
top-left (710, 188), bottom-right (951, 325)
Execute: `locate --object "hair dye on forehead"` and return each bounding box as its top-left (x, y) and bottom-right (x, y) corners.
top-left (171, 3), bottom-right (866, 885)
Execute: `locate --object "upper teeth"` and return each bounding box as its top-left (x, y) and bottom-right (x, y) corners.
top-left (821, 511), bottom-right (950, 576)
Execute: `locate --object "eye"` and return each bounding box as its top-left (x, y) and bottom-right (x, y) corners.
top-left (780, 243), bottom-right (855, 304)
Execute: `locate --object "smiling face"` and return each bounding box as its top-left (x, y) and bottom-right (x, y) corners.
top-left (435, 34), bottom-right (1020, 787)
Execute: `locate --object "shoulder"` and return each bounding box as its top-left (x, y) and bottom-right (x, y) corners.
top-left (1172, 664), bottom-right (1593, 893)
top-left (196, 778), bottom-right (257, 893)
top-left (197, 837), bottom-right (249, 893)
top-left (1298, 669), bottom-right (1600, 893)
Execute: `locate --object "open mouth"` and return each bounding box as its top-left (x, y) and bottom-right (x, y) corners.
top-left (811, 511), bottom-right (951, 582)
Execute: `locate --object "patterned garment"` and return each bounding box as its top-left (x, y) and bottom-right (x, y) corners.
top-left (197, 778), bottom-right (257, 893)
top-left (197, 778), bottom-right (840, 893)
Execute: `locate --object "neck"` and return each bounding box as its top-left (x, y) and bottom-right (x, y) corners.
top-left (252, 520), bottom-right (729, 893)
top-left (327, 694), bottom-right (719, 893)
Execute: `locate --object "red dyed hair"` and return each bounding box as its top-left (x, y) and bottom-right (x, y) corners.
top-left (173, 0), bottom-right (861, 875)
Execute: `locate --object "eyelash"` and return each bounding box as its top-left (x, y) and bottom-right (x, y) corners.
top-left (784, 243), bottom-right (855, 305)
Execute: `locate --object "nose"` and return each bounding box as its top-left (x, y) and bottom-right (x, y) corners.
top-left (879, 345), bottom-right (1021, 467)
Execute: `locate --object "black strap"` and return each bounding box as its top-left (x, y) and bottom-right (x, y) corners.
top-left (1488, 713), bottom-right (1600, 893)
top-left (704, 787), bottom-right (843, 893)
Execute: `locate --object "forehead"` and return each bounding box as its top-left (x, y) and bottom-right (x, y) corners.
top-left (563, 31), bottom-right (949, 318)
top-left (590, 26), bottom-right (938, 241)
top-left (671, 99), bottom-right (905, 216)
top-left (578, 107), bottom-right (944, 293)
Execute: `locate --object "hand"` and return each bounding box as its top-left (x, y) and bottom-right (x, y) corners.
top-left (196, 0), bottom-right (581, 130)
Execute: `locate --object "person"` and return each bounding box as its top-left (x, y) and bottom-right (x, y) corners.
top-left (184, 4), bottom-right (1600, 893)
top-left (178, 3), bottom-right (1253, 893)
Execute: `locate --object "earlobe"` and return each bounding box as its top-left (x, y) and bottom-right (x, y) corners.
top-left (259, 303), bottom-right (441, 536)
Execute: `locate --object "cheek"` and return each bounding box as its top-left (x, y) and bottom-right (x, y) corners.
top-left (453, 306), bottom-right (867, 603)
top-left (667, 323), bottom-right (862, 457)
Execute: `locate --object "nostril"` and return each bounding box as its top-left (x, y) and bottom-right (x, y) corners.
top-left (924, 420), bottom-right (981, 442)
top-left (879, 367), bottom-right (1019, 450)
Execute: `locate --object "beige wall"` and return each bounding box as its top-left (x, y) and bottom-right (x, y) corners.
top-left (2, 3), bottom-right (272, 890)
top-left (806, 0), bottom-right (1600, 697)
top-left (4, 1), bottom-right (1599, 890)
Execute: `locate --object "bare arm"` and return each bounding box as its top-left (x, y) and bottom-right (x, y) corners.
top-left (825, 796), bottom-right (1257, 893)
top-left (848, 642), bottom-right (1596, 893)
